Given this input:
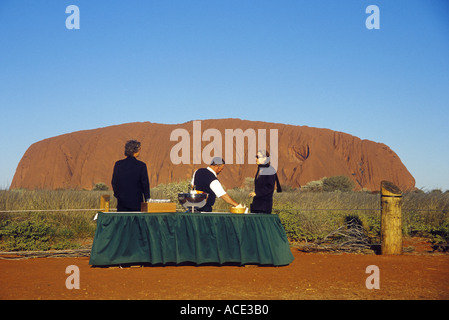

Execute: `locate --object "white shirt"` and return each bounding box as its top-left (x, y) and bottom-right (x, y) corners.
top-left (191, 167), bottom-right (226, 198)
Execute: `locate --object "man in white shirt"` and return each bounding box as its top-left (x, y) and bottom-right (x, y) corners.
top-left (191, 157), bottom-right (240, 212)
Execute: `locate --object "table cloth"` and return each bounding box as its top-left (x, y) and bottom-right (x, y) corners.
top-left (89, 212), bottom-right (294, 266)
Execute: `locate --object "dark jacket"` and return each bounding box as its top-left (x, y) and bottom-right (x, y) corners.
top-left (192, 168), bottom-right (218, 212)
top-left (111, 156), bottom-right (150, 211)
top-left (250, 164), bottom-right (281, 214)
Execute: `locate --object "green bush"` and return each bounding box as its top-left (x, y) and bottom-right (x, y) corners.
top-left (429, 222), bottom-right (449, 252)
top-left (0, 218), bottom-right (52, 251)
top-left (93, 182), bottom-right (109, 191)
top-left (302, 179), bottom-right (324, 192)
top-left (0, 214), bottom-right (91, 251)
top-left (277, 209), bottom-right (324, 242)
top-left (322, 175), bottom-right (355, 192)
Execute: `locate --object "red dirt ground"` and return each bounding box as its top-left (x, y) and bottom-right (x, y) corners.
top-left (1, 238), bottom-right (448, 301)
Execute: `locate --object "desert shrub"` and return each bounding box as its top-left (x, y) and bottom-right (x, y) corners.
top-left (322, 175), bottom-right (355, 192)
top-left (240, 177), bottom-right (254, 192)
top-left (429, 221), bottom-right (449, 252)
top-left (93, 182), bottom-right (109, 191)
top-left (301, 179), bottom-right (323, 192)
top-left (0, 217), bottom-right (52, 251)
top-left (0, 189), bottom-right (104, 251)
top-left (0, 212), bottom-right (91, 251)
top-left (278, 210), bottom-right (316, 242)
top-left (276, 209), bottom-right (332, 242)
top-left (343, 213), bottom-right (366, 228)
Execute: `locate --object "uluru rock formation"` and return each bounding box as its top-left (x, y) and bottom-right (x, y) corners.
top-left (11, 119), bottom-right (415, 191)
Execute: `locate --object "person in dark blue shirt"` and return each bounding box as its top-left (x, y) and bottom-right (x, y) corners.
top-left (249, 150), bottom-right (282, 214)
top-left (111, 140), bottom-right (151, 212)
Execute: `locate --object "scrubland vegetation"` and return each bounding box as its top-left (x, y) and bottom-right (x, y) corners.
top-left (1, 177), bottom-right (448, 252)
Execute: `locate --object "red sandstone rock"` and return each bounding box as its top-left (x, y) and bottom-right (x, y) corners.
top-left (11, 119), bottom-right (415, 191)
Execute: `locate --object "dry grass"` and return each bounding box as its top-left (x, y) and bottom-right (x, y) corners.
top-left (1, 185), bottom-right (448, 251)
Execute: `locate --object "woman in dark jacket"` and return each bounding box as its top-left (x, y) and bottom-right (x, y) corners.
top-left (249, 150), bottom-right (281, 214)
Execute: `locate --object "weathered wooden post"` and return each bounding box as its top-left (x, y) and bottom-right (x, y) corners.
top-left (380, 181), bottom-right (403, 255)
top-left (100, 195), bottom-right (110, 212)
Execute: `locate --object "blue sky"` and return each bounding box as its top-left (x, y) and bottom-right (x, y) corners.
top-left (1, 0), bottom-right (448, 191)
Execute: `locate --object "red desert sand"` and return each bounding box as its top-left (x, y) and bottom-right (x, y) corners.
top-left (1, 239), bottom-right (448, 300)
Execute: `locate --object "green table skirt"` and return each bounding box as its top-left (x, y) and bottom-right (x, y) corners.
top-left (89, 212), bottom-right (294, 266)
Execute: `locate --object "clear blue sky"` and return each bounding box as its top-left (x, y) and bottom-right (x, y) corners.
top-left (1, 0), bottom-right (448, 191)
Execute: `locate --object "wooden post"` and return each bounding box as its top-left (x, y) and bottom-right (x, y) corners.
top-left (100, 195), bottom-right (110, 212)
top-left (380, 181), bottom-right (403, 255)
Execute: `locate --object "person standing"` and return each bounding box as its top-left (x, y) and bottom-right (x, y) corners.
top-left (249, 150), bottom-right (282, 214)
top-left (191, 157), bottom-right (241, 212)
top-left (111, 140), bottom-right (151, 212)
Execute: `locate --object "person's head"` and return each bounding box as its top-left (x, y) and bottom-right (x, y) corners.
top-left (256, 150), bottom-right (270, 165)
top-left (210, 157), bottom-right (225, 175)
top-left (124, 140), bottom-right (141, 157)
